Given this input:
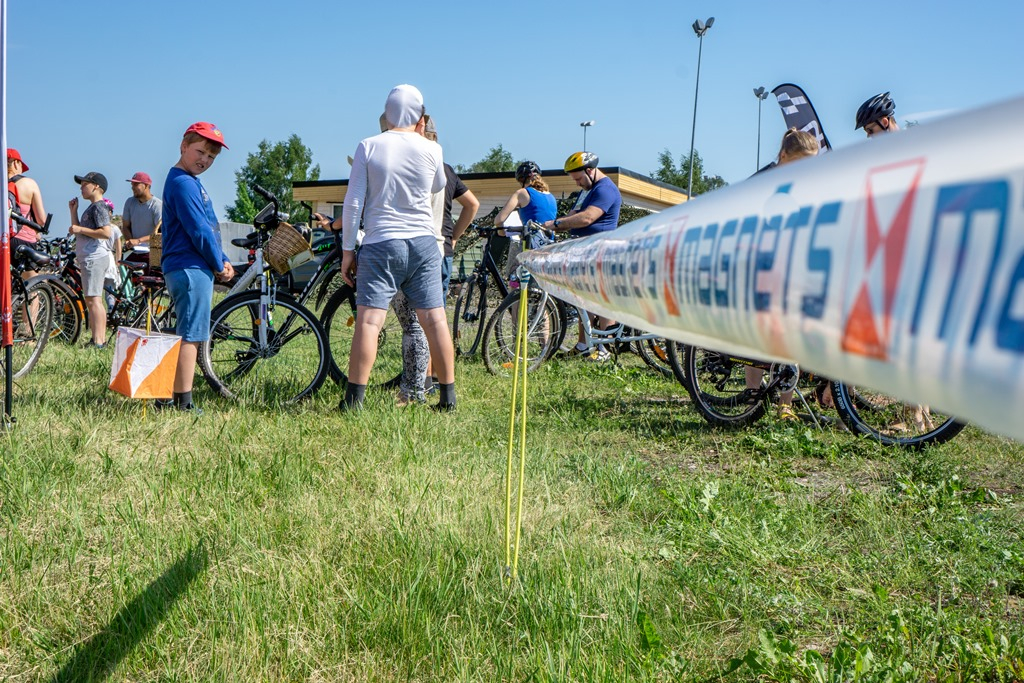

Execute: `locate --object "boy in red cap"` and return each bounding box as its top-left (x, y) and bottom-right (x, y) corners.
top-left (159, 122), bottom-right (234, 413)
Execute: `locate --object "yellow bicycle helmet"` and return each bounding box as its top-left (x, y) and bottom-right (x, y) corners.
top-left (563, 151), bottom-right (599, 173)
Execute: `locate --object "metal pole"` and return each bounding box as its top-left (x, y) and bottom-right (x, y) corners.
top-left (687, 33), bottom-right (703, 200)
top-left (756, 96), bottom-right (763, 170)
top-left (583, 126), bottom-right (587, 152)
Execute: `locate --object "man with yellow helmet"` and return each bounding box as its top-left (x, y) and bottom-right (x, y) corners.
top-left (542, 151), bottom-right (622, 359)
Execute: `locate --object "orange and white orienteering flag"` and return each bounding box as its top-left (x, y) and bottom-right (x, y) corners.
top-left (108, 327), bottom-right (181, 399)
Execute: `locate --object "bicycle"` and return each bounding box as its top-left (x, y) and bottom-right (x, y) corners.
top-left (451, 225), bottom-right (512, 356)
top-left (198, 185), bottom-right (330, 404)
top-left (679, 345), bottom-right (966, 448)
top-left (224, 214), bottom-right (404, 390)
top-left (5, 216), bottom-right (55, 378)
top-left (480, 222), bottom-right (671, 378)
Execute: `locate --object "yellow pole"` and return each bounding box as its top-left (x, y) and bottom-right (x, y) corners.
top-left (504, 281), bottom-right (532, 584)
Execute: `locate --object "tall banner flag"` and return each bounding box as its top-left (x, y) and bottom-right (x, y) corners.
top-left (772, 83), bottom-right (832, 153)
top-left (519, 96), bottom-right (1024, 442)
top-left (1, 0), bottom-right (13, 423)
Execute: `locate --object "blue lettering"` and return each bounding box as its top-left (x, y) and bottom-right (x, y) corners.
top-left (802, 202), bottom-right (840, 319)
top-left (910, 181), bottom-right (1008, 345)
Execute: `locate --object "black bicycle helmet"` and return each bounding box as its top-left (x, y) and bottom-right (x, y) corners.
top-left (855, 92), bottom-right (896, 130)
top-left (515, 160), bottom-right (541, 185)
top-left (563, 151), bottom-right (599, 173)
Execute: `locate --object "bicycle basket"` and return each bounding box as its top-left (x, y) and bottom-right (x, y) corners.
top-left (148, 223), bottom-right (162, 268)
top-left (265, 222), bottom-right (314, 274)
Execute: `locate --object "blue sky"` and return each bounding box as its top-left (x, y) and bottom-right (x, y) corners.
top-left (5, 0), bottom-right (1022, 221)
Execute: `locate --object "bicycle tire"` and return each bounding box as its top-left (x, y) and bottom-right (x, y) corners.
top-left (320, 284), bottom-right (402, 389)
top-left (666, 340), bottom-right (688, 387)
top-left (7, 278), bottom-right (54, 379)
top-left (38, 275), bottom-right (83, 345)
top-left (452, 273), bottom-right (489, 357)
top-left (199, 291), bottom-right (329, 404)
top-left (127, 286), bottom-right (177, 334)
top-left (635, 336), bottom-right (675, 379)
top-left (830, 382), bottom-right (967, 449)
top-left (682, 346), bottom-right (766, 427)
top-left (482, 289), bottom-right (563, 376)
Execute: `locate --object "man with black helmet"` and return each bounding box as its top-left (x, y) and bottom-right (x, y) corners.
top-left (855, 92), bottom-right (899, 137)
top-left (542, 151), bottom-right (623, 359)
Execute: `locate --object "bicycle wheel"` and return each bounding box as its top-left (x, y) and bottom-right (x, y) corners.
top-left (830, 382), bottom-right (966, 449)
top-left (666, 340), bottom-right (688, 387)
top-left (482, 289), bottom-right (563, 376)
top-left (7, 278), bottom-right (54, 379)
top-left (41, 276), bottom-right (83, 345)
top-left (683, 346), bottom-right (766, 427)
top-left (452, 273), bottom-right (494, 357)
top-left (127, 287), bottom-right (177, 334)
top-left (320, 284), bottom-right (402, 389)
top-left (199, 291), bottom-right (329, 403)
top-left (635, 336), bottom-right (675, 379)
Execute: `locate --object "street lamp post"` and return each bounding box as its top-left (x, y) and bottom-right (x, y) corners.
top-left (687, 16), bottom-right (714, 200)
top-left (580, 120), bottom-right (595, 151)
top-left (754, 86), bottom-right (769, 170)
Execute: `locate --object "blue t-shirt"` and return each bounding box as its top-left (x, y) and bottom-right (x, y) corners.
top-left (570, 176), bottom-right (621, 237)
top-left (520, 187), bottom-right (557, 225)
top-left (161, 167), bottom-right (227, 273)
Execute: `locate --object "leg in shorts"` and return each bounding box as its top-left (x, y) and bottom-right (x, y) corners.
top-left (165, 268), bottom-right (214, 342)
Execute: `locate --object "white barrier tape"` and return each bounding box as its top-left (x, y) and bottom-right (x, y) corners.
top-left (519, 96), bottom-right (1024, 441)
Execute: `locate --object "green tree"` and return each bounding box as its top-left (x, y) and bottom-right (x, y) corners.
top-left (455, 144), bottom-right (517, 174)
top-left (226, 134), bottom-right (320, 223)
top-left (652, 149), bottom-right (727, 198)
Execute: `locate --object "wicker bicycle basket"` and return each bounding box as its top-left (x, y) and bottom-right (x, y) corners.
top-left (148, 222), bottom-right (162, 268)
top-left (265, 222), bottom-right (312, 274)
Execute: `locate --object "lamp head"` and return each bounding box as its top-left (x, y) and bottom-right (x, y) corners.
top-left (706, 16), bottom-right (714, 28)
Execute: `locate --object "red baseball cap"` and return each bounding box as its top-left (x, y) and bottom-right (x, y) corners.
top-left (126, 172), bottom-right (153, 185)
top-left (6, 148), bottom-right (29, 172)
top-left (184, 122), bottom-right (228, 149)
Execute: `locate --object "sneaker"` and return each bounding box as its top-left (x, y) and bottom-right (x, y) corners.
top-left (84, 341), bottom-right (107, 350)
top-left (777, 405), bottom-right (799, 422)
top-left (152, 398), bottom-right (175, 411)
top-left (569, 342), bottom-right (593, 358)
top-left (177, 403), bottom-right (203, 416)
top-left (586, 347), bottom-right (611, 363)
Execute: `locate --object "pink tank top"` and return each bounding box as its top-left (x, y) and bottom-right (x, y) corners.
top-left (14, 199), bottom-right (37, 242)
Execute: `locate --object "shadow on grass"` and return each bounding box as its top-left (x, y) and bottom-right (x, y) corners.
top-left (50, 543), bottom-right (208, 683)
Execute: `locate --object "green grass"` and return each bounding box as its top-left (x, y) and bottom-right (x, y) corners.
top-left (1, 342), bottom-right (1023, 681)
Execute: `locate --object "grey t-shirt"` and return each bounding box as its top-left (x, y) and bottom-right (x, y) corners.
top-left (75, 201), bottom-right (112, 261)
top-left (122, 196), bottom-right (162, 239)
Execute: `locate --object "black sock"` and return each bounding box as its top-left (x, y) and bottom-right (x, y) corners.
top-left (174, 391), bottom-right (193, 408)
top-left (340, 382), bottom-right (366, 411)
top-left (433, 382), bottom-right (456, 411)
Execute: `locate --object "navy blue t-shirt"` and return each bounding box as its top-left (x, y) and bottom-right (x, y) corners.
top-left (570, 176), bottom-right (621, 237)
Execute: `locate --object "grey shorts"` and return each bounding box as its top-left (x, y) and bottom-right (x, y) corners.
top-left (79, 257), bottom-right (108, 298)
top-left (356, 235), bottom-right (443, 310)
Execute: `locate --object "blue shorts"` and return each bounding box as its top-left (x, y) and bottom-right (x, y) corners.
top-left (356, 235), bottom-right (443, 310)
top-left (166, 268), bottom-right (214, 342)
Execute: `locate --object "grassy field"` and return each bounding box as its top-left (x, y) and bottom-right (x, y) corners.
top-left (1, 341), bottom-right (1023, 681)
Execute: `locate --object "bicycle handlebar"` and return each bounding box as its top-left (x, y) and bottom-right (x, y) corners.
top-left (253, 184), bottom-right (275, 203)
top-left (9, 211), bottom-right (53, 235)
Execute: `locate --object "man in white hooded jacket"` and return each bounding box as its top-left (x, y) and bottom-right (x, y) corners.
top-left (327, 84), bottom-right (457, 411)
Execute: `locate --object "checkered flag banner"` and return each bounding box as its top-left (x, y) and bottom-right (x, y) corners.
top-left (771, 83), bottom-right (832, 153)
